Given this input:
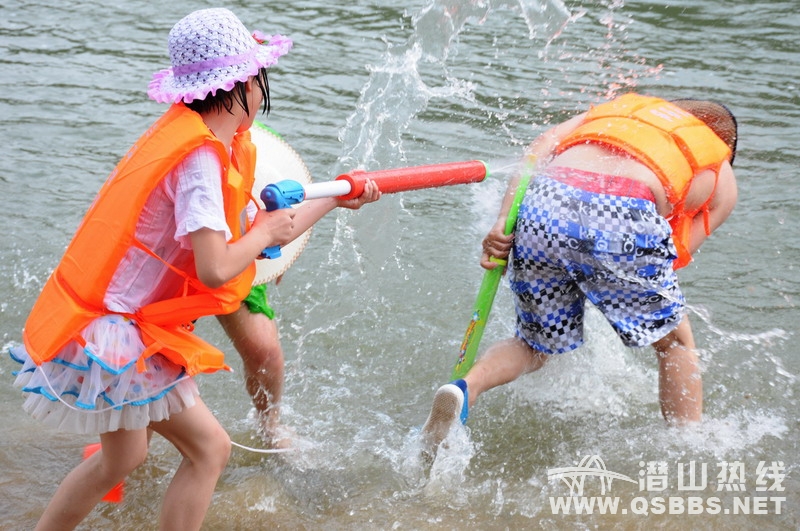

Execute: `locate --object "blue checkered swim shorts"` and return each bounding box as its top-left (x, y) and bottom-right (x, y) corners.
top-left (509, 167), bottom-right (685, 354)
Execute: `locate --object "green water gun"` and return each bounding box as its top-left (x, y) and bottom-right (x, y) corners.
top-left (451, 162), bottom-right (534, 380)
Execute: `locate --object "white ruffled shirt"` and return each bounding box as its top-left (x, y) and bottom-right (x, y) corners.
top-left (104, 145), bottom-right (253, 314)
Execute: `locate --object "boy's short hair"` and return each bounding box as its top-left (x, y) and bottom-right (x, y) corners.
top-left (672, 99), bottom-right (738, 164)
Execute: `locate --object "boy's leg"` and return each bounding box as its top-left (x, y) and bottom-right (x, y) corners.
top-left (422, 338), bottom-right (547, 452)
top-left (149, 396), bottom-right (231, 530)
top-left (217, 304), bottom-right (284, 436)
top-left (652, 315), bottom-right (702, 424)
top-left (36, 428), bottom-right (148, 531)
top-left (464, 337), bottom-right (548, 407)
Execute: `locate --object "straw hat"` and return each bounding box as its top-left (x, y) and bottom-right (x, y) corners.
top-left (148, 8), bottom-right (292, 104)
top-left (671, 99), bottom-right (738, 164)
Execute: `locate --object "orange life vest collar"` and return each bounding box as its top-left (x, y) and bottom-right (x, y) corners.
top-left (556, 94), bottom-right (731, 268)
top-left (22, 104), bottom-right (256, 374)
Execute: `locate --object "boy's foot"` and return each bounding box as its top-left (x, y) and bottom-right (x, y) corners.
top-left (421, 379), bottom-right (468, 454)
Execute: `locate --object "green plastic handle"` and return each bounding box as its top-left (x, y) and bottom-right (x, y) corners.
top-left (451, 166), bottom-right (533, 380)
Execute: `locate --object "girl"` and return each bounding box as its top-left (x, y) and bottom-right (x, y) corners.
top-left (8, 8), bottom-right (379, 530)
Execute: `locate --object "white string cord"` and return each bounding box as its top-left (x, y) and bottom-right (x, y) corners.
top-left (28, 362), bottom-right (294, 454)
top-left (231, 440), bottom-right (294, 454)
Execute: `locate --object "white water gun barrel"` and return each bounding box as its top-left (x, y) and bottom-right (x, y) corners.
top-left (302, 180), bottom-right (353, 200)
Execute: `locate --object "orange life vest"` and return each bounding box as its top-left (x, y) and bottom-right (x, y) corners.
top-left (556, 93), bottom-right (731, 268)
top-left (22, 104), bottom-right (256, 375)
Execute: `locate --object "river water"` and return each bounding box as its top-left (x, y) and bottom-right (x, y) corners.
top-left (1, 0), bottom-right (797, 529)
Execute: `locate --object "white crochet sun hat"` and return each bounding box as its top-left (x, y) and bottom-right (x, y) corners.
top-left (148, 8), bottom-right (292, 104)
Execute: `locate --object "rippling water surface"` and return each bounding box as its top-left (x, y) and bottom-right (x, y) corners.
top-left (1, 0), bottom-right (797, 529)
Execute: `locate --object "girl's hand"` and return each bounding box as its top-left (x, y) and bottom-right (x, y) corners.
top-left (480, 219), bottom-right (514, 270)
top-left (336, 179), bottom-right (381, 209)
top-left (251, 207), bottom-right (296, 249)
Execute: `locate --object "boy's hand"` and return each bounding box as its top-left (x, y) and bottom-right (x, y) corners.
top-left (480, 219), bottom-right (514, 270)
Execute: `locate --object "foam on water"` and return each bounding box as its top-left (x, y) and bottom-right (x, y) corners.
top-left (390, 299), bottom-right (794, 516)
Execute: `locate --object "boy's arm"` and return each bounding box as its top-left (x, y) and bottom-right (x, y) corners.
top-left (481, 113), bottom-right (586, 269)
top-left (687, 161), bottom-right (738, 255)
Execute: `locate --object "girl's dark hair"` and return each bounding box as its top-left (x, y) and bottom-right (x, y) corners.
top-left (186, 67), bottom-right (271, 117)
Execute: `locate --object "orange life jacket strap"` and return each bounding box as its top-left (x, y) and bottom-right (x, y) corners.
top-left (129, 237), bottom-right (207, 296)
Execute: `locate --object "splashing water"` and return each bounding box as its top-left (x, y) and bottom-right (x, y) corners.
top-left (264, 0), bottom-right (797, 526)
top-left (336, 0), bottom-right (571, 172)
top-left (291, 0), bottom-right (575, 493)
top-left (485, 157), bottom-right (526, 177)
top-left (323, 0), bottom-right (574, 307)
top-left (328, 0), bottom-right (576, 271)
top-left (422, 425), bottom-right (477, 504)
top-left (2, 1), bottom-right (798, 529)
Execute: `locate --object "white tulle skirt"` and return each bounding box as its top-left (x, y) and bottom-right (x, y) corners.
top-left (9, 314), bottom-right (198, 434)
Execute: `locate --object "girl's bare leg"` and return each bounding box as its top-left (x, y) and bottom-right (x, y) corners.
top-left (35, 428), bottom-right (148, 531)
top-left (149, 396), bottom-right (230, 531)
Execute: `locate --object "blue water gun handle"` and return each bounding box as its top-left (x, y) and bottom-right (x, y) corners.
top-left (259, 179), bottom-right (306, 259)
